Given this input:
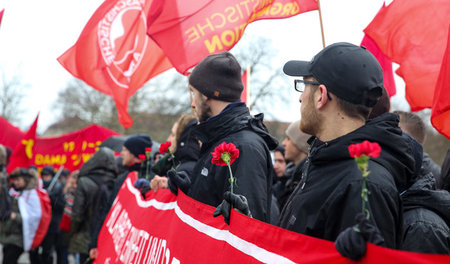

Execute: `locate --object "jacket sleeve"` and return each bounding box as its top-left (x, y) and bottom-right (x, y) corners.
top-left (402, 220), bottom-right (450, 254)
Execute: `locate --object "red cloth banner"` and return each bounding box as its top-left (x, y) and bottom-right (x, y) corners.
top-left (364, 0), bottom-right (450, 111)
top-left (147, 0), bottom-right (318, 74)
top-left (0, 9), bottom-right (4, 27)
top-left (7, 114), bottom-right (39, 173)
top-left (4, 121), bottom-right (119, 172)
top-left (58, 0), bottom-right (172, 129)
top-left (96, 173), bottom-right (450, 264)
top-left (431, 26), bottom-right (450, 140)
top-left (0, 116), bottom-right (25, 149)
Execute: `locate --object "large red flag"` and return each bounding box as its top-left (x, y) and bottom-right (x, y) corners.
top-left (147, 0), bottom-right (318, 74)
top-left (431, 26), bottom-right (450, 140)
top-left (7, 114), bottom-right (39, 173)
top-left (58, 0), bottom-right (172, 129)
top-left (364, 0), bottom-right (450, 111)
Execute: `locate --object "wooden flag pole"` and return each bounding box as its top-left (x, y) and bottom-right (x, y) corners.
top-left (317, 0), bottom-right (326, 48)
top-left (246, 65), bottom-right (251, 110)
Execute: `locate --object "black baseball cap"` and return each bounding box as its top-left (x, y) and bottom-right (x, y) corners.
top-left (283, 42), bottom-right (383, 107)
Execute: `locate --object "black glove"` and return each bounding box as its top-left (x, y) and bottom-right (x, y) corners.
top-left (213, 191), bottom-right (252, 225)
top-left (167, 170), bottom-right (191, 195)
top-left (335, 213), bottom-right (386, 260)
top-left (134, 179), bottom-right (150, 199)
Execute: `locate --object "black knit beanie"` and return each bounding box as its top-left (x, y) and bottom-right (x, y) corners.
top-left (189, 51), bottom-right (243, 102)
top-left (123, 134), bottom-right (153, 158)
top-left (41, 166), bottom-right (55, 177)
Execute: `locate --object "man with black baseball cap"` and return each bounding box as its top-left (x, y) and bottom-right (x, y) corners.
top-left (151, 51), bottom-right (278, 223)
top-left (278, 42), bottom-right (414, 259)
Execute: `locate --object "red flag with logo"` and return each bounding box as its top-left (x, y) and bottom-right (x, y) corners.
top-left (0, 116), bottom-right (25, 149)
top-left (364, 0), bottom-right (450, 111)
top-left (7, 114), bottom-right (39, 173)
top-left (431, 26), bottom-right (450, 140)
top-left (58, 0), bottom-right (172, 129)
top-left (147, 0), bottom-right (318, 74)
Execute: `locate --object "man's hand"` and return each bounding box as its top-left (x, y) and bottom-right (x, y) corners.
top-left (89, 248), bottom-right (98, 259)
top-left (134, 178), bottom-right (151, 199)
top-left (213, 191), bottom-right (252, 225)
top-left (335, 213), bottom-right (385, 260)
top-left (167, 170), bottom-right (191, 195)
top-left (150, 175), bottom-right (168, 193)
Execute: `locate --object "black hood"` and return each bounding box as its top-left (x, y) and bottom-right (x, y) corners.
top-left (310, 113), bottom-right (415, 190)
top-left (193, 103), bottom-right (278, 151)
top-left (402, 172), bottom-right (450, 227)
top-left (79, 147), bottom-right (118, 181)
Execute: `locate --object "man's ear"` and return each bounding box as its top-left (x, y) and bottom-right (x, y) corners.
top-left (316, 85), bottom-right (330, 109)
top-left (202, 94), bottom-right (209, 102)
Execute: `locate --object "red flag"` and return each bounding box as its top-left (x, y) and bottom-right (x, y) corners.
top-left (364, 0), bottom-right (450, 111)
top-left (148, 0), bottom-right (318, 74)
top-left (7, 114), bottom-right (39, 173)
top-left (0, 116), bottom-right (25, 149)
top-left (58, 0), bottom-right (172, 129)
top-left (360, 3), bottom-right (396, 97)
top-left (0, 9), bottom-right (4, 26)
top-left (241, 68), bottom-right (249, 104)
top-left (431, 26), bottom-right (450, 140)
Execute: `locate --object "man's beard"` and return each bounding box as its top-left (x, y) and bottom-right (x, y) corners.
top-left (300, 94), bottom-right (322, 136)
top-left (198, 98), bottom-right (213, 122)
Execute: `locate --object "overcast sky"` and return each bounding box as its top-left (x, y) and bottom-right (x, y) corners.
top-left (0, 0), bottom-right (408, 133)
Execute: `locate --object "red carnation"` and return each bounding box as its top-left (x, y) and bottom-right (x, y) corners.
top-left (138, 154), bottom-right (146, 160)
top-left (145, 147), bottom-right (152, 153)
top-left (211, 142), bottom-right (239, 166)
top-left (348, 140), bottom-right (381, 158)
top-left (159, 141), bottom-right (172, 154)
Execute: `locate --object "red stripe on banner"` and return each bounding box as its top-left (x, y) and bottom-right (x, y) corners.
top-left (96, 173), bottom-right (450, 264)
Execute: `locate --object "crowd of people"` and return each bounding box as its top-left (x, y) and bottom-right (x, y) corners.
top-left (1, 43), bottom-right (449, 264)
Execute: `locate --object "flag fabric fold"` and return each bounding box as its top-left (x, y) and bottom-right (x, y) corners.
top-left (58, 0), bottom-right (172, 128)
top-left (18, 188), bottom-right (52, 251)
top-left (431, 26), bottom-right (450, 140)
top-left (7, 114), bottom-right (39, 173)
top-left (364, 0), bottom-right (450, 111)
top-left (360, 3), bottom-right (396, 97)
top-left (147, 0), bottom-right (318, 74)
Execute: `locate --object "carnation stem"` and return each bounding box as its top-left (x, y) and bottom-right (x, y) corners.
top-left (227, 164), bottom-right (234, 195)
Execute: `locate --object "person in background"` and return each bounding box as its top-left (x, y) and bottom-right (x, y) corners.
top-left (89, 135), bottom-right (152, 260)
top-left (60, 170), bottom-right (79, 264)
top-left (30, 166), bottom-right (65, 264)
top-left (0, 168), bottom-right (39, 264)
top-left (70, 148), bottom-right (118, 264)
top-left (150, 113), bottom-right (200, 189)
top-left (273, 120), bottom-right (310, 209)
top-left (394, 110), bottom-right (442, 188)
top-left (399, 134), bottom-right (450, 254)
top-left (273, 145), bottom-right (287, 179)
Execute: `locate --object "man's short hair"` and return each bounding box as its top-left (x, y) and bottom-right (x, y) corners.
top-left (394, 111), bottom-right (426, 144)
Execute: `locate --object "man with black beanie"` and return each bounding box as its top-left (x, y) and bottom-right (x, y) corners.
top-left (152, 51), bottom-right (278, 224)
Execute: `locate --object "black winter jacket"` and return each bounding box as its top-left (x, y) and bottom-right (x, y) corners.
top-left (188, 103), bottom-right (278, 223)
top-left (401, 172), bottom-right (450, 254)
top-left (70, 148), bottom-right (117, 254)
top-left (278, 113), bottom-right (414, 249)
